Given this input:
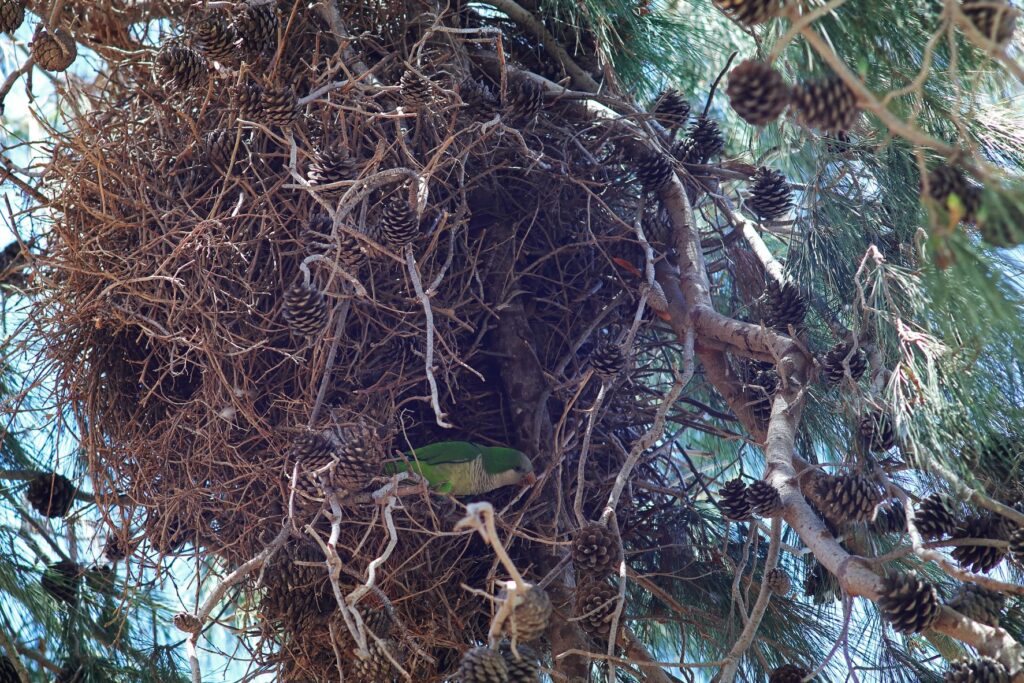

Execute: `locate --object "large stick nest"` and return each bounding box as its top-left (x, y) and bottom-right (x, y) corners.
top-left (34, 1), bottom-right (727, 679)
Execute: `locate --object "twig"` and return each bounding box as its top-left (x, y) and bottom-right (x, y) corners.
top-left (946, 0), bottom-right (1024, 85)
top-left (555, 647), bottom-right (722, 670)
top-left (605, 515), bottom-right (627, 682)
top-left (405, 244), bottom-right (452, 429)
top-left (455, 502), bottom-right (527, 590)
top-left (194, 525), bottom-right (291, 626)
top-left (0, 59), bottom-right (33, 117)
top-left (480, 0), bottom-right (599, 92)
top-left (795, 20), bottom-right (998, 180)
top-left (716, 517), bottom-right (782, 683)
top-left (308, 299), bottom-right (351, 427)
top-left (573, 379), bottom-right (606, 526)
top-left (702, 52), bottom-right (738, 118)
top-left (599, 324), bottom-right (693, 523)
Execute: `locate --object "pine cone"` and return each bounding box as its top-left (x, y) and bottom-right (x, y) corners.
top-left (746, 480), bottom-right (783, 517)
top-left (501, 586), bottom-right (551, 642)
top-left (259, 85), bottom-right (300, 127)
top-left (399, 69), bottom-right (434, 110)
top-left (290, 431), bottom-right (336, 500)
top-left (194, 11), bottom-right (237, 63)
top-left (173, 612), bottom-right (203, 633)
top-left (871, 500), bottom-right (907, 534)
top-left (41, 560), bottom-right (82, 606)
top-left (792, 77), bottom-right (860, 133)
top-left (726, 60), bottom-right (790, 126)
top-left (380, 197), bottom-right (420, 246)
top-left (859, 411), bottom-right (895, 452)
top-left (821, 341), bottom-right (867, 384)
top-left (1009, 527), bottom-right (1024, 563)
top-left (764, 279), bottom-right (807, 331)
top-left (103, 534), bottom-right (131, 562)
top-left (307, 213), bottom-right (368, 270)
top-left (926, 165), bottom-right (981, 221)
top-left (26, 472), bottom-right (77, 518)
top-left (947, 583), bottom-right (1005, 626)
top-left (499, 641), bottom-right (540, 683)
top-left (261, 542), bottom-right (333, 621)
top-left (574, 580), bottom-right (619, 639)
top-left (0, 0), bottom-right (25, 34)
top-left (235, 1), bottom-right (278, 54)
top-left (961, 0), bottom-right (1019, 45)
top-left (156, 44), bottom-right (208, 90)
top-left (713, 0), bottom-right (780, 25)
top-left (329, 422), bottom-right (381, 491)
top-left (951, 513), bottom-right (1009, 573)
top-left (460, 78), bottom-right (500, 121)
top-left (204, 128), bottom-right (245, 171)
top-left (504, 77), bottom-right (545, 124)
top-left (651, 89), bottom-right (691, 129)
top-left (282, 283), bottom-right (329, 337)
top-left (590, 342), bottom-right (626, 379)
top-left (764, 567), bottom-right (792, 596)
top-left (944, 656), bottom-right (1010, 683)
top-left (349, 639), bottom-right (399, 683)
top-left (877, 571), bottom-right (941, 634)
top-left (915, 492), bottom-right (959, 539)
top-left (85, 564), bottom-right (115, 595)
top-left (308, 146), bottom-right (357, 193)
top-left (748, 167), bottom-right (793, 220)
top-left (232, 82), bottom-right (264, 121)
top-left (815, 473), bottom-right (882, 523)
top-left (0, 655), bottom-right (19, 683)
top-left (769, 664), bottom-right (811, 683)
top-left (739, 360), bottom-right (779, 425)
top-left (718, 477), bottom-right (752, 521)
top-left (636, 152), bottom-right (675, 192)
top-left (572, 522), bottom-right (621, 576)
top-left (824, 130), bottom-right (856, 156)
top-left (457, 646), bottom-right (509, 683)
top-left (804, 559), bottom-right (840, 603)
top-left (674, 116), bottom-right (724, 164)
top-left (30, 26), bottom-right (76, 72)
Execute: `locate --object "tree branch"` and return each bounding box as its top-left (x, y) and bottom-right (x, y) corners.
top-left (480, 0), bottom-right (600, 92)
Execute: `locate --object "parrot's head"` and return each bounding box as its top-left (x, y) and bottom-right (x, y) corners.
top-left (483, 447), bottom-right (536, 488)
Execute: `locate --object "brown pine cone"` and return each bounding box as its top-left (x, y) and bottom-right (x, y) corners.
top-left (572, 522), bottom-right (621, 576)
top-left (172, 612), bottom-right (203, 633)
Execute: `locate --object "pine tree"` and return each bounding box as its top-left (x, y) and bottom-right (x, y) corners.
top-left (2, 0), bottom-right (1024, 681)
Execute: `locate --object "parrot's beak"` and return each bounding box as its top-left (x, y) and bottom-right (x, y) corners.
top-left (523, 472), bottom-right (537, 486)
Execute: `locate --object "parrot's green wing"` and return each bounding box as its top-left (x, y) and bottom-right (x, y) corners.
top-left (405, 441), bottom-right (487, 464)
top-left (382, 441), bottom-right (485, 493)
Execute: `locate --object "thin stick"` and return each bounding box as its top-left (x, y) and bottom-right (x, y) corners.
top-left (405, 244), bottom-right (452, 428)
top-left (717, 517), bottom-right (782, 682)
top-left (703, 52), bottom-right (738, 118)
top-left (308, 299), bottom-right (351, 427)
top-left (455, 502), bottom-right (527, 589)
top-left (573, 380), bottom-right (606, 526)
top-left (605, 515), bottom-right (627, 682)
top-left (600, 323), bottom-right (693, 523)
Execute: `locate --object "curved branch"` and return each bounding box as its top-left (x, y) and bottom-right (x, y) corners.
top-left (480, 0), bottom-right (600, 92)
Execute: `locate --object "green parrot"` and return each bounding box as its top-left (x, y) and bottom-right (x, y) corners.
top-left (384, 441), bottom-right (535, 495)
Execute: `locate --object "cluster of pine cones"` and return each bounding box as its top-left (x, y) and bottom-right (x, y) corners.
top-left (454, 584), bottom-right (551, 681)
